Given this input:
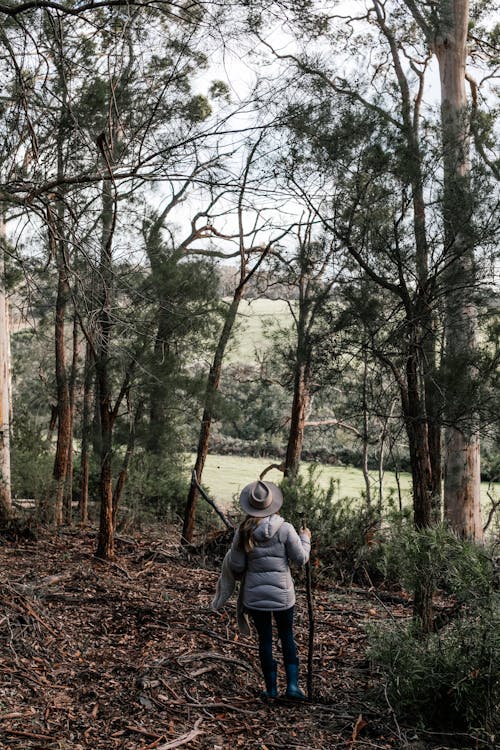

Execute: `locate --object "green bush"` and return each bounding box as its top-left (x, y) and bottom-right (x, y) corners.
top-left (281, 466), bottom-right (381, 583)
top-left (11, 448), bottom-right (53, 501)
top-left (11, 409), bottom-right (54, 502)
top-left (120, 451), bottom-right (190, 522)
top-left (369, 526), bottom-right (499, 741)
top-left (376, 523), bottom-right (495, 601)
top-left (369, 607), bottom-right (499, 739)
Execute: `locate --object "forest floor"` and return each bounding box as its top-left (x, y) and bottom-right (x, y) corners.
top-left (0, 523), bottom-right (480, 750)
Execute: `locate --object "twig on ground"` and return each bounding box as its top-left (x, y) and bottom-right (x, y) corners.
top-left (156, 717), bottom-right (204, 749)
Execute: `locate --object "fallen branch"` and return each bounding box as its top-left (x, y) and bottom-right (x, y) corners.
top-left (156, 718), bottom-right (203, 749)
top-left (191, 470), bottom-right (234, 530)
top-left (0, 594), bottom-right (59, 638)
top-left (2, 728), bottom-right (55, 741)
top-left (177, 650), bottom-right (252, 670)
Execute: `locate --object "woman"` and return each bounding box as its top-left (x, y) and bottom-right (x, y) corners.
top-left (229, 479), bottom-right (311, 699)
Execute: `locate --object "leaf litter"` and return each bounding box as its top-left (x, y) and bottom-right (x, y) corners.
top-left (0, 526), bottom-right (475, 749)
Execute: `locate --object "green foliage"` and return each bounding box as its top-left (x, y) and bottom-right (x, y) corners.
top-left (369, 526), bottom-right (499, 738)
top-left (10, 408), bottom-right (53, 501)
top-left (183, 94), bottom-right (212, 123)
top-left (209, 80), bottom-right (231, 101)
top-left (376, 522), bottom-right (495, 601)
top-left (370, 610), bottom-right (499, 737)
top-left (120, 451), bottom-right (190, 522)
top-left (281, 466), bottom-right (381, 583)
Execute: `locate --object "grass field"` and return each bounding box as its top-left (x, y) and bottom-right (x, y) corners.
top-left (227, 298), bottom-right (293, 363)
top-left (187, 453), bottom-right (499, 514)
top-left (211, 298), bottom-right (499, 521)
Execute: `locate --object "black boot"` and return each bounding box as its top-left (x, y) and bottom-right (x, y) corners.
top-left (285, 661), bottom-right (305, 700)
top-left (261, 660), bottom-right (278, 698)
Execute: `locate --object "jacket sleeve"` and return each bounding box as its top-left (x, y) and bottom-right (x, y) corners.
top-left (228, 529), bottom-right (247, 574)
top-left (284, 523), bottom-right (311, 566)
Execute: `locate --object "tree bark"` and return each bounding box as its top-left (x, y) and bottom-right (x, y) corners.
top-left (182, 292), bottom-right (242, 544)
top-left (0, 213), bottom-right (11, 521)
top-left (63, 312), bottom-right (79, 524)
top-left (79, 340), bottom-right (93, 525)
top-left (402, 336), bottom-right (434, 631)
top-left (53, 228), bottom-right (72, 526)
top-left (435, 0), bottom-right (482, 540)
top-left (404, 339), bottom-right (433, 529)
top-left (95, 176), bottom-right (116, 560)
top-left (284, 361), bottom-right (311, 480)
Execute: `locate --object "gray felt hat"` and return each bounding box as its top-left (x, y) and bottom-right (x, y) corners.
top-left (239, 479), bottom-right (283, 518)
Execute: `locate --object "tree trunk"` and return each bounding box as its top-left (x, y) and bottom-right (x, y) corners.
top-left (95, 176), bottom-right (115, 560)
top-left (79, 340), bottom-right (93, 525)
top-left (148, 314), bottom-right (169, 452)
top-left (96, 401), bottom-right (114, 559)
top-left (361, 348), bottom-right (371, 505)
top-left (404, 345), bottom-right (433, 529)
top-left (63, 313), bottom-right (79, 525)
top-left (53, 246), bottom-right (72, 526)
top-left (377, 399), bottom-right (396, 514)
top-left (435, 0), bottom-right (482, 540)
top-left (284, 361), bottom-right (311, 480)
top-left (112, 399), bottom-right (144, 529)
top-left (182, 293), bottom-right (243, 544)
top-left (0, 214), bottom-right (11, 521)
top-left (403, 339), bottom-right (434, 631)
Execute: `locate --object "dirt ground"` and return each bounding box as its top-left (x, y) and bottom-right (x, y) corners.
top-left (0, 524), bottom-right (482, 750)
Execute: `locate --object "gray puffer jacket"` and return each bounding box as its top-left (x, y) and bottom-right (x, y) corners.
top-left (229, 514), bottom-right (311, 611)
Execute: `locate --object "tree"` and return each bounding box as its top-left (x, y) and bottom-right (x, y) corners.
top-left (246, 0), bottom-right (498, 627)
top-left (181, 137), bottom-right (293, 544)
top-left (262, 223), bottom-right (339, 480)
top-left (401, 0), bottom-right (488, 539)
top-left (0, 213), bottom-right (12, 520)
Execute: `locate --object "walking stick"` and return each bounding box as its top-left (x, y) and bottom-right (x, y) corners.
top-left (300, 512), bottom-right (314, 701)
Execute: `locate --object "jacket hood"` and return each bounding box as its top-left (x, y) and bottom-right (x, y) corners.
top-left (253, 514), bottom-right (284, 542)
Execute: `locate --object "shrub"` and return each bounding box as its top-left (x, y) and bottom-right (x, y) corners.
top-left (11, 448), bottom-right (54, 502)
top-left (119, 452), bottom-right (190, 523)
top-left (369, 526), bottom-right (499, 741)
top-left (376, 523), bottom-right (495, 601)
top-left (10, 409), bottom-right (54, 503)
top-left (281, 466), bottom-right (381, 583)
top-left (369, 607), bottom-right (499, 740)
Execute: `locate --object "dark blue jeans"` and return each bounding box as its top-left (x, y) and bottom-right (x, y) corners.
top-left (247, 606), bottom-right (298, 673)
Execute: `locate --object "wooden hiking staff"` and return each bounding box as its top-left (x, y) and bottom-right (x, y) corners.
top-left (300, 512), bottom-right (315, 701)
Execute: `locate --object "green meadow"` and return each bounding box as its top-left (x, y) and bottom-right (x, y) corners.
top-left (187, 453), bottom-right (498, 513)
top-left (202, 298), bottom-right (499, 520)
top-left (227, 298), bottom-right (294, 363)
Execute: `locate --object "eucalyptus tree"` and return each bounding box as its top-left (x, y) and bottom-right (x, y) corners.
top-left (181, 135), bottom-right (297, 545)
top-left (0, 1), bottom-right (245, 554)
top-left (400, 0), bottom-right (498, 543)
top-left (239, 0), bottom-right (498, 629)
top-left (0, 215), bottom-right (11, 521)
top-left (260, 223), bottom-right (341, 481)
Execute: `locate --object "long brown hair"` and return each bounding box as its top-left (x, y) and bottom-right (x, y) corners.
top-left (238, 515), bottom-right (262, 554)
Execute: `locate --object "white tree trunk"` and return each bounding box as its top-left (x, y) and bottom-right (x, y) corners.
top-left (0, 215), bottom-right (12, 519)
top-left (435, 0), bottom-right (482, 540)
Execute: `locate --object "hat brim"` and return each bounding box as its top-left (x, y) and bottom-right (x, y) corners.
top-left (239, 481), bottom-right (283, 517)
